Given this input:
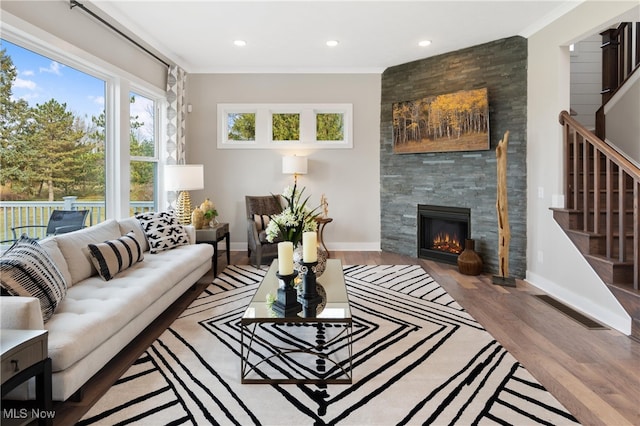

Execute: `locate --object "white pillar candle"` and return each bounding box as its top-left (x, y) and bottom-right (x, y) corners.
top-left (302, 231), bottom-right (317, 262)
top-left (277, 241), bottom-right (294, 275)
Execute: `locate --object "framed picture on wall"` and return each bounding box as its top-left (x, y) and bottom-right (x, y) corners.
top-left (392, 87), bottom-right (489, 154)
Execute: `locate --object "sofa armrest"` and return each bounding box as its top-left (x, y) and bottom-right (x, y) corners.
top-left (0, 296), bottom-right (45, 329)
top-left (184, 225), bottom-right (196, 245)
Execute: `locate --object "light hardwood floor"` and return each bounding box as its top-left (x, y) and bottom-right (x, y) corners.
top-left (50, 251), bottom-right (639, 425)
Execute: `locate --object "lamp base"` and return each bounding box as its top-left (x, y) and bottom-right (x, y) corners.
top-left (175, 191), bottom-right (192, 225)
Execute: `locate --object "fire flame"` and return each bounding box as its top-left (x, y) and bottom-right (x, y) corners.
top-left (432, 232), bottom-right (463, 254)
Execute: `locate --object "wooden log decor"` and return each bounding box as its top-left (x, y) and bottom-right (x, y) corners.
top-left (493, 130), bottom-right (516, 287)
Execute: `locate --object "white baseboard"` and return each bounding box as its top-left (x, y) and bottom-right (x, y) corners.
top-left (228, 242), bottom-right (381, 252)
top-left (526, 271), bottom-right (631, 335)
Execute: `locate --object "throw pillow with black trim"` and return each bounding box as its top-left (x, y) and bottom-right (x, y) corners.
top-left (253, 214), bottom-right (271, 231)
top-left (135, 211), bottom-right (189, 254)
top-left (87, 231), bottom-right (144, 281)
top-left (0, 235), bottom-right (67, 322)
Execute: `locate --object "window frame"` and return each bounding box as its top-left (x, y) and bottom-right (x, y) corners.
top-left (1, 20), bottom-right (167, 219)
top-left (129, 89), bottom-right (163, 212)
top-left (217, 103), bottom-right (353, 149)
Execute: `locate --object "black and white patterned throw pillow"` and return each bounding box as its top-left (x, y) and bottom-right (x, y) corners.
top-left (0, 235), bottom-right (67, 322)
top-left (135, 211), bottom-right (189, 254)
top-left (88, 231), bottom-right (144, 281)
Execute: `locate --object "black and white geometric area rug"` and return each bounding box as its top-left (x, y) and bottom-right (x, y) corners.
top-left (79, 265), bottom-right (579, 425)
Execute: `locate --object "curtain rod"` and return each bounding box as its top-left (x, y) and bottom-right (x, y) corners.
top-left (70, 0), bottom-right (170, 68)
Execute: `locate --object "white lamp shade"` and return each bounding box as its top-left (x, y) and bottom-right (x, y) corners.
top-left (282, 156), bottom-right (308, 175)
top-left (164, 164), bottom-right (204, 191)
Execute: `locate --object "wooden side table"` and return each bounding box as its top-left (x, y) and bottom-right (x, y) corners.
top-left (196, 222), bottom-right (230, 276)
top-left (1, 329), bottom-right (52, 426)
top-left (315, 217), bottom-right (333, 257)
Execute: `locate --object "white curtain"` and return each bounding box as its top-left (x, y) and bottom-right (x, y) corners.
top-left (166, 65), bottom-right (187, 165)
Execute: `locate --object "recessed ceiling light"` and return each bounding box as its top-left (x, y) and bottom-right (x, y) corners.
top-left (326, 40), bottom-right (339, 47)
top-left (418, 40), bottom-right (432, 47)
top-left (233, 40), bottom-right (247, 47)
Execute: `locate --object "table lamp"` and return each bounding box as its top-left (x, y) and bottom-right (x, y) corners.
top-left (282, 155), bottom-right (308, 185)
top-left (165, 164), bottom-right (204, 225)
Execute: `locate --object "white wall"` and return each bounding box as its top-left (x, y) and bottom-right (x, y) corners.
top-left (606, 73), bottom-right (640, 165)
top-left (527, 1), bottom-right (639, 335)
top-left (185, 73), bottom-right (381, 252)
top-left (570, 34), bottom-right (602, 130)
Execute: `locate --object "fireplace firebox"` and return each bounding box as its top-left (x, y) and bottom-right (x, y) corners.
top-left (418, 205), bottom-right (470, 264)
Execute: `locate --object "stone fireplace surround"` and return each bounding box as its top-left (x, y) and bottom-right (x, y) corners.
top-left (380, 36), bottom-right (527, 278)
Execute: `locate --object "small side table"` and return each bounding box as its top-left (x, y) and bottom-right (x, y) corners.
top-left (315, 217), bottom-right (333, 257)
top-left (1, 329), bottom-right (52, 426)
top-left (196, 222), bottom-right (230, 277)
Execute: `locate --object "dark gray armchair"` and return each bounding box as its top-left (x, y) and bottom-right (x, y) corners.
top-left (245, 195), bottom-right (283, 268)
top-left (12, 210), bottom-right (89, 240)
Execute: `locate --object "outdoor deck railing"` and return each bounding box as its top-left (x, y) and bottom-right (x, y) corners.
top-left (0, 197), bottom-right (155, 243)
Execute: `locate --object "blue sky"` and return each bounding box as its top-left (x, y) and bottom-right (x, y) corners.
top-left (2, 39), bottom-right (106, 121)
top-left (2, 38), bottom-right (155, 141)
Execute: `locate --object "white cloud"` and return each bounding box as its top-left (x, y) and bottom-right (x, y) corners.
top-left (11, 92), bottom-right (39, 103)
top-left (90, 95), bottom-right (105, 106)
top-left (14, 78), bottom-right (37, 90)
top-left (22, 70), bottom-right (35, 77)
top-left (39, 61), bottom-right (62, 75)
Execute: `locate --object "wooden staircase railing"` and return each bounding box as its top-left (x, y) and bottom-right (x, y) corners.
top-left (596, 22), bottom-right (639, 139)
top-left (556, 111), bottom-right (640, 339)
top-left (600, 22), bottom-right (639, 104)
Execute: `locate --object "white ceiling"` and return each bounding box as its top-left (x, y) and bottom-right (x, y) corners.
top-left (92, 0), bottom-right (578, 73)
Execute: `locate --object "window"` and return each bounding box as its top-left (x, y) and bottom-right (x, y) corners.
top-left (272, 113), bottom-right (300, 141)
top-left (316, 112), bottom-right (344, 142)
top-left (129, 91), bottom-right (158, 213)
top-left (0, 39), bottom-right (107, 234)
top-left (218, 104), bottom-right (352, 149)
top-left (227, 112), bottom-right (256, 142)
top-left (0, 27), bottom-right (165, 243)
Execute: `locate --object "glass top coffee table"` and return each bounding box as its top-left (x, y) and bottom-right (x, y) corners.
top-left (240, 258), bottom-right (353, 384)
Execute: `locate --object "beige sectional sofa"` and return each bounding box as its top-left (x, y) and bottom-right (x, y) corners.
top-left (1, 216), bottom-right (213, 401)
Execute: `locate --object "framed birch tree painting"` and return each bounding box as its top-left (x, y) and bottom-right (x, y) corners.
top-left (392, 88), bottom-right (489, 153)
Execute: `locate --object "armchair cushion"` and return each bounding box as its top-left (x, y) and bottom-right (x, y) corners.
top-left (253, 214), bottom-right (271, 231)
top-left (0, 235), bottom-right (67, 322)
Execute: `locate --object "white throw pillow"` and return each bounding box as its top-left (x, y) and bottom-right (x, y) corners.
top-left (87, 232), bottom-right (144, 281)
top-left (135, 211), bottom-right (189, 254)
top-left (0, 235), bottom-right (67, 322)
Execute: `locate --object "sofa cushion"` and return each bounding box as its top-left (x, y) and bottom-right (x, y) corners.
top-left (135, 211), bottom-right (189, 253)
top-left (39, 238), bottom-right (72, 286)
top-left (45, 243), bottom-right (212, 372)
top-left (0, 236), bottom-right (67, 322)
top-left (55, 219), bottom-right (121, 285)
top-left (87, 232), bottom-right (144, 281)
top-left (117, 217), bottom-right (149, 252)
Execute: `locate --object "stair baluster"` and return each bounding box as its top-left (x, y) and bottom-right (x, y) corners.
top-left (554, 110), bottom-right (639, 339)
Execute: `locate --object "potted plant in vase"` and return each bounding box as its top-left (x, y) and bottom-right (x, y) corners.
top-left (200, 198), bottom-right (218, 227)
top-left (265, 184), bottom-right (326, 275)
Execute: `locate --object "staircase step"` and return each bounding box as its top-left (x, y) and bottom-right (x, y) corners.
top-left (584, 254), bottom-right (635, 286)
top-left (564, 229), bottom-right (635, 258)
top-left (551, 208), bottom-right (635, 233)
top-left (551, 208), bottom-right (578, 230)
top-left (563, 229), bottom-right (601, 255)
